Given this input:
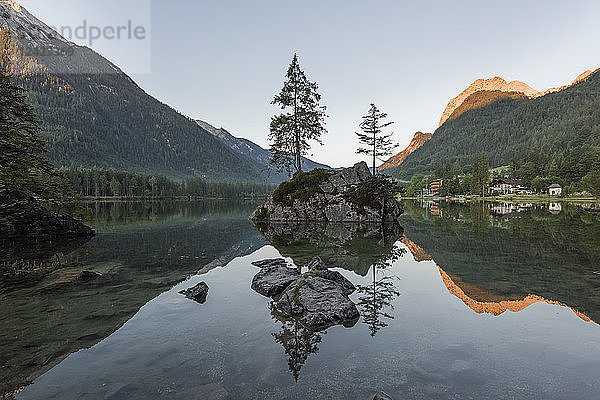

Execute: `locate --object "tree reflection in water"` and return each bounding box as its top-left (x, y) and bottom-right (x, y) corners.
top-left (357, 242), bottom-right (405, 336)
top-left (271, 306), bottom-right (322, 382)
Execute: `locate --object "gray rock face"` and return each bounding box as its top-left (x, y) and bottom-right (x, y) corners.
top-left (251, 257), bottom-right (359, 331)
top-left (251, 259), bottom-right (300, 297)
top-left (277, 275), bottom-right (359, 331)
top-left (179, 282), bottom-right (209, 304)
top-left (250, 162), bottom-right (403, 223)
top-left (78, 270), bottom-right (103, 282)
top-left (306, 256), bottom-right (328, 271)
top-left (306, 256), bottom-right (355, 295)
top-left (0, 188), bottom-right (95, 239)
top-left (373, 392), bottom-right (393, 400)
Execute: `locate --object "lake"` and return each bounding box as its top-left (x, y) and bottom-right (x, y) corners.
top-left (2, 199), bottom-right (600, 399)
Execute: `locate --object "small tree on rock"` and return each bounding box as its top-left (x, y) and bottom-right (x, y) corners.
top-left (356, 103), bottom-right (398, 175)
top-left (269, 53), bottom-right (327, 176)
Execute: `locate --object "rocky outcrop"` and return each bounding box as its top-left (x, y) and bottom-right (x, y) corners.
top-left (179, 282), bottom-right (209, 304)
top-left (0, 188), bottom-right (95, 239)
top-left (378, 131), bottom-right (433, 172)
top-left (251, 162), bottom-right (403, 223)
top-left (251, 259), bottom-right (300, 297)
top-left (276, 275), bottom-right (359, 331)
top-left (250, 256), bottom-right (359, 331)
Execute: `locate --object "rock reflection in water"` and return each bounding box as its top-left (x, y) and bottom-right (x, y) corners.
top-left (253, 221), bottom-right (403, 276)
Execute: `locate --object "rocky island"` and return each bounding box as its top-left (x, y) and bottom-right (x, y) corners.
top-left (250, 162), bottom-right (403, 223)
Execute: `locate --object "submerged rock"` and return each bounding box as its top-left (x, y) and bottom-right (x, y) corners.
top-left (78, 270), bottom-right (103, 282)
top-left (0, 188), bottom-right (95, 239)
top-left (276, 275), bottom-right (359, 331)
top-left (251, 259), bottom-right (300, 297)
top-left (179, 282), bottom-right (209, 303)
top-left (250, 162), bottom-right (403, 223)
top-left (373, 392), bottom-right (393, 400)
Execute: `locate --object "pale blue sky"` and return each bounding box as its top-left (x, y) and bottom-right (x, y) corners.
top-left (19, 0), bottom-right (600, 167)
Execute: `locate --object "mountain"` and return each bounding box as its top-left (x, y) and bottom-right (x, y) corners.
top-left (0, 1), bottom-right (264, 182)
top-left (387, 68), bottom-right (600, 178)
top-left (196, 120), bottom-right (334, 183)
top-left (378, 131), bottom-right (432, 172)
top-left (438, 76), bottom-right (540, 127)
top-left (438, 72), bottom-right (597, 127)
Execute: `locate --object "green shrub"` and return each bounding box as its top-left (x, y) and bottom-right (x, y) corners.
top-left (344, 175), bottom-right (400, 210)
top-left (272, 169), bottom-right (333, 206)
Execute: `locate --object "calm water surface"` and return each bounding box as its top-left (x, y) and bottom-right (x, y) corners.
top-left (2, 200), bottom-right (600, 399)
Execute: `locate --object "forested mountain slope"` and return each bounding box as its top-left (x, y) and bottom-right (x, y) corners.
top-left (0, 1), bottom-right (262, 182)
top-left (389, 69), bottom-right (600, 179)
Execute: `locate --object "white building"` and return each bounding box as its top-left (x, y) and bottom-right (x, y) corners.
top-left (549, 184), bottom-right (562, 196)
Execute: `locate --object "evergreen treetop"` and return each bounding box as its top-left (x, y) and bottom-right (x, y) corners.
top-left (269, 53), bottom-right (327, 175)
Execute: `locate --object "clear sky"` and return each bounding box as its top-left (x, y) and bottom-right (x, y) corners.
top-left (18, 0), bottom-right (600, 168)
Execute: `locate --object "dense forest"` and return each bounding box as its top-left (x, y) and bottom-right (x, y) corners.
top-left (389, 70), bottom-right (600, 179)
top-left (62, 166), bottom-right (275, 198)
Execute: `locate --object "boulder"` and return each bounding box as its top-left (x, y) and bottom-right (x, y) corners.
top-left (276, 275), bottom-right (359, 331)
top-left (250, 261), bottom-right (300, 297)
top-left (0, 188), bottom-right (95, 239)
top-left (250, 162), bottom-right (403, 223)
top-left (306, 257), bottom-right (355, 295)
top-left (306, 256), bottom-right (328, 271)
top-left (179, 282), bottom-right (209, 304)
top-left (78, 270), bottom-right (103, 282)
top-left (373, 392), bottom-right (393, 400)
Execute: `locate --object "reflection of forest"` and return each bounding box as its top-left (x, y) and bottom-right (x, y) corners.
top-left (400, 200), bottom-right (600, 324)
top-left (253, 221), bottom-right (403, 276)
top-left (0, 201), bottom-right (265, 395)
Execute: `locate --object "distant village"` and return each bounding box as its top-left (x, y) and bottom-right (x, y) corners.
top-left (420, 177), bottom-right (563, 197)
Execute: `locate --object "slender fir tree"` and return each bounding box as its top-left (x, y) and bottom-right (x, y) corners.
top-left (269, 53), bottom-right (327, 175)
top-left (356, 103), bottom-right (398, 175)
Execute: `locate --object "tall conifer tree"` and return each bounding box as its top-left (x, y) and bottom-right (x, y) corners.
top-left (356, 104), bottom-right (398, 175)
top-left (269, 54), bottom-right (327, 175)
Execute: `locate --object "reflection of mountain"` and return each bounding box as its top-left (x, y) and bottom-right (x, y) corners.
top-left (0, 201), bottom-right (265, 395)
top-left (253, 221), bottom-right (403, 276)
top-left (438, 266), bottom-right (592, 323)
top-left (399, 201), bottom-right (600, 324)
top-left (400, 237), bottom-right (432, 262)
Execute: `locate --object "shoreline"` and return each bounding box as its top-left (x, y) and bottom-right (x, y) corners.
top-left (398, 195), bottom-right (599, 203)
